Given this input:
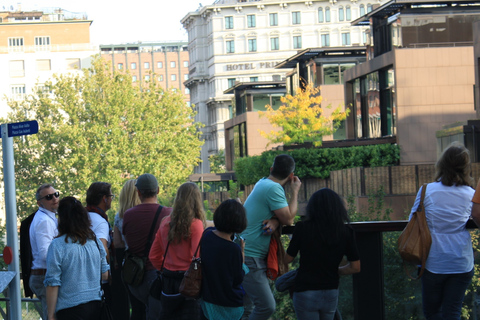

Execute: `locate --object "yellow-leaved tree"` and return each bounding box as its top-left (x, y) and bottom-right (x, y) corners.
top-left (259, 84), bottom-right (349, 147)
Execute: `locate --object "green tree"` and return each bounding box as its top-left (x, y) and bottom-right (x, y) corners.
top-left (209, 149), bottom-right (226, 173)
top-left (2, 56), bottom-right (203, 220)
top-left (259, 84), bottom-right (349, 147)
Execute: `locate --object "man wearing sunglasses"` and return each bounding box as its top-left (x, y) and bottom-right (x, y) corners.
top-left (29, 183), bottom-right (60, 320)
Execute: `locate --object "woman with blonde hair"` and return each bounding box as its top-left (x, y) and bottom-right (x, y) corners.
top-left (149, 182), bottom-right (206, 320)
top-left (113, 179), bottom-right (142, 320)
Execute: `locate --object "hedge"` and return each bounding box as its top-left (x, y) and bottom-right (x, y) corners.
top-left (234, 144), bottom-right (401, 186)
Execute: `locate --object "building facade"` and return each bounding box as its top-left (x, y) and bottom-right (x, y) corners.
top-left (182, 0), bottom-right (377, 173)
top-left (0, 9), bottom-right (97, 118)
top-left (99, 42), bottom-right (191, 102)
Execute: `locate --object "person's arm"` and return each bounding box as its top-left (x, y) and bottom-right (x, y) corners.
top-left (272, 176), bottom-right (301, 226)
top-left (149, 228), bottom-right (165, 270)
top-left (100, 238), bottom-right (110, 263)
top-left (338, 260), bottom-right (361, 275)
top-left (284, 253), bottom-right (294, 265)
top-left (35, 219), bottom-right (56, 263)
top-left (113, 226), bottom-right (125, 249)
top-left (46, 286), bottom-right (59, 320)
top-left (472, 203), bottom-right (480, 227)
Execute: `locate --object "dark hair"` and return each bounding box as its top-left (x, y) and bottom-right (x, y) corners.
top-left (86, 182), bottom-right (112, 206)
top-left (213, 199), bottom-right (247, 234)
top-left (435, 142), bottom-right (473, 187)
top-left (270, 154), bottom-right (295, 180)
top-left (36, 183), bottom-right (54, 200)
top-left (57, 196), bottom-right (96, 245)
top-left (305, 188), bottom-right (350, 245)
top-left (138, 188), bottom-right (158, 199)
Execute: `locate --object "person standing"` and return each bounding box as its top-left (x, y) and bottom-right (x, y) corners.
top-left (241, 154), bottom-right (301, 320)
top-left (29, 183), bottom-right (60, 320)
top-left (45, 196), bottom-right (109, 320)
top-left (414, 143), bottom-right (475, 319)
top-left (123, 174), bottom-right (172, 319)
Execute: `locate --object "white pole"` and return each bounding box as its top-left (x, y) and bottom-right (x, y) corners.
top-left (1, 123), bottom-right (22, 320)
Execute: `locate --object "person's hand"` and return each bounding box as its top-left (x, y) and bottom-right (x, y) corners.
top-left (290, 176), bottom-right (301, 193)
top-left (262, 218), bottom-right (280, 235)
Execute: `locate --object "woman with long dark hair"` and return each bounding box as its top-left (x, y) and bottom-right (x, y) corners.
top-left (45, 196), bottom-right (109, 320)
top-left (149, 182), bottom-right (206, 319)
top-left (284, 188), bottom-right (360, 320)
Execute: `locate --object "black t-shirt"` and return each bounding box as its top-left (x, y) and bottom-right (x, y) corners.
top-left (201, 228), bottom-right (245, 307)
top-left (286, 221), bottom-right (360, 292)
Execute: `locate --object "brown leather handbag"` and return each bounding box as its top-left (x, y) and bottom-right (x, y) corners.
top-left (397, 183), bottom-right (432, 279)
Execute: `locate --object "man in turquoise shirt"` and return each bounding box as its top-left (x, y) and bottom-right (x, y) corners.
top-left (242, 154), bottom-right (301, 320)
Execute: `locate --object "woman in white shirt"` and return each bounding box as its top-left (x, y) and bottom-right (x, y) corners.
top-left (410, 142), bottom-right (475, 319)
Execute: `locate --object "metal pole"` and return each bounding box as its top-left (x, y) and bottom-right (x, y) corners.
top-left (1, 124), bottom-right (22, 320)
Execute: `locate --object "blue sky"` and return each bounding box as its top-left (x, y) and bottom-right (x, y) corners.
top-left (13, 0), bottom-right (209, 45)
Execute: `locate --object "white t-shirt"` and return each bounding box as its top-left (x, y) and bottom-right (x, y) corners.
top-left (88, 211), bottom-right (111, 247)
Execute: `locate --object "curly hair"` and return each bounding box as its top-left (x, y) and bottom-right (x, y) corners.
top-left (118, 179), bottom-right (141, 219)
top-left (435, 142), bottom-right (473, 187)
top-left (168, 182), bottom-right (206, 243)
top-left (57, 196), bottom-right (96, 245)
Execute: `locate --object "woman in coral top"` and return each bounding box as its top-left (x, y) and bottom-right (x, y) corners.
top-left (149, 182), bottom-right (206, 320)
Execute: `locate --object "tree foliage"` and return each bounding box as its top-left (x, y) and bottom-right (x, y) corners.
top-left (259, 84), bottom-right (349, 147)
top-left (2, 56), bottom-right (203, 220)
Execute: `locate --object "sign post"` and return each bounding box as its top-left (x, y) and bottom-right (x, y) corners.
top-left (1, 120), bottom-right (39, 320)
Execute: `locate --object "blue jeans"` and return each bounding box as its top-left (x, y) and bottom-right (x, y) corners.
top-left (30, 274), bottom-right (47, 320)
top-left (242, 257), bottom-right (275, 320)
top-left (421, 268), bottom-right (474, 320)
top-left (293, 289), bottom-right (339, 320)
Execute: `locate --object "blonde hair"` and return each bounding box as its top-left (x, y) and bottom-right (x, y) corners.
top-left (168, 182), bottom-right (206, 243)
top-left (118, 179), bottom-right (141, 219)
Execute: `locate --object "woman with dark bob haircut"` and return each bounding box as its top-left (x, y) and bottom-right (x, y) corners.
top-left (200, 199), bottom-right (248, 320)
top-left (411, 142), bottom-right (475, 319)
top-left (44, 197), bottom-right (109, 320)
top-left (285, 188), bottom-right (360, 320)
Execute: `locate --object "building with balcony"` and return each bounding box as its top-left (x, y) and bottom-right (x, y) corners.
top-left (99, 42), bottom-right (191, 102)
top-left (182, 0), bottom-right (378, 173)
top-left (344, 0), bottom-right (479, 165)
top-left (0, 8), bottom-right (96, 117)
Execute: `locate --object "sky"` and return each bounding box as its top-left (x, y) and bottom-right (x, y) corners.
top-left (12, 0), bottom-right (212, 45)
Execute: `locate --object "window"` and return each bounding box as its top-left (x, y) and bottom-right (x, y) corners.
top-left (228, 78), bottom-right (236, 88)
top-left (11, 85), bottom-right (26, 100)
top-left (363, 31), bottom-right (368, 44)
top-left (318, 8), bottom-right (324, 23)
top-left (346, 6), bottom-right (351, 21)
top-left (170, 61), bottom-right (176, 68)
top-left (36, 59), bottom-right (51, 71)
top-left (144, 62), bottom-right (150, 69)
top-left (185, 88), bottom-right (190, 94)
top-left (342, 32), bottom-right (351, 45)
top-left (66, 58), bottom-right (80, 70)
top-left (321, 34), bottom-right (330, 47)
top-left (118, 63), bottom-right (123, 70)
top-left (269, 13), bottom-right (278, 26)
top-left (183, 61), bottom-right (189, 67)
top-left (184, 74), bottom-right (189, 80)
top-left (8, 37), bottom-right (24, 52)
top-left (293, 36), bottom-right (302, 49)
top-left (131, 62), bottom-right (137, 69)
top-left (248, 39), bottom-right (257, 52)
top-left (34, 36), bottom-right (50, 51)
top-left (292, 12), bottom-right (301, 24)
top-left (226, 40), bottom-right (235, 53)
top-left (360, 4), bottom-right (365, 16)
top-left (271, 37), bottom-right (279, 50)
top-left (171, 74), bottom-right (176, 81)
top-left (225, 16), bottom-right (234, 29)
top-left (325, 7), bottom-right (331, 22)
top-left (367, 4), bottom-right (373, 12)
top-left (250, 77), bottom-right (258, 82)
top-left (159, 75), bottom-right (164, 81)
top-left (339, 6), bottom-right (344, 21)
top-left (145, 75), bottom-right (150, 81)
top-left (247, 15), bottom-right (256, 28)
top-left (132, 76), bottom-right (137, 82)
top-left (10, 60), bottom-right (24, 77)
top-left (157, 62), bottom-right (163, 68)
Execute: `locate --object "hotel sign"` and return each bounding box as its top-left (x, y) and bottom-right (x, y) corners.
top-left (226, 61), bottom-right (280, 71)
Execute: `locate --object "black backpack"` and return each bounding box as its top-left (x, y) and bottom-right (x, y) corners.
top-left (20, 211), bottom-right (36, 298)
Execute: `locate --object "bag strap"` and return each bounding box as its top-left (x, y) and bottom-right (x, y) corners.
top-left (192, 228), bottom-right (209, 259)
top-left (160, 241), bottom-right (170, 271)
top-left (144, 205), bottom-right (163, 257)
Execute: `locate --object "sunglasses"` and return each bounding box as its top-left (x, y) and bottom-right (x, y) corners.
top-left (39, 192), bottom-right (60, 201)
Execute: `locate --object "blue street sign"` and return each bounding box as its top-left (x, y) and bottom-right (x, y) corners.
top-left (7, 120), bottom-right (38, 137)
